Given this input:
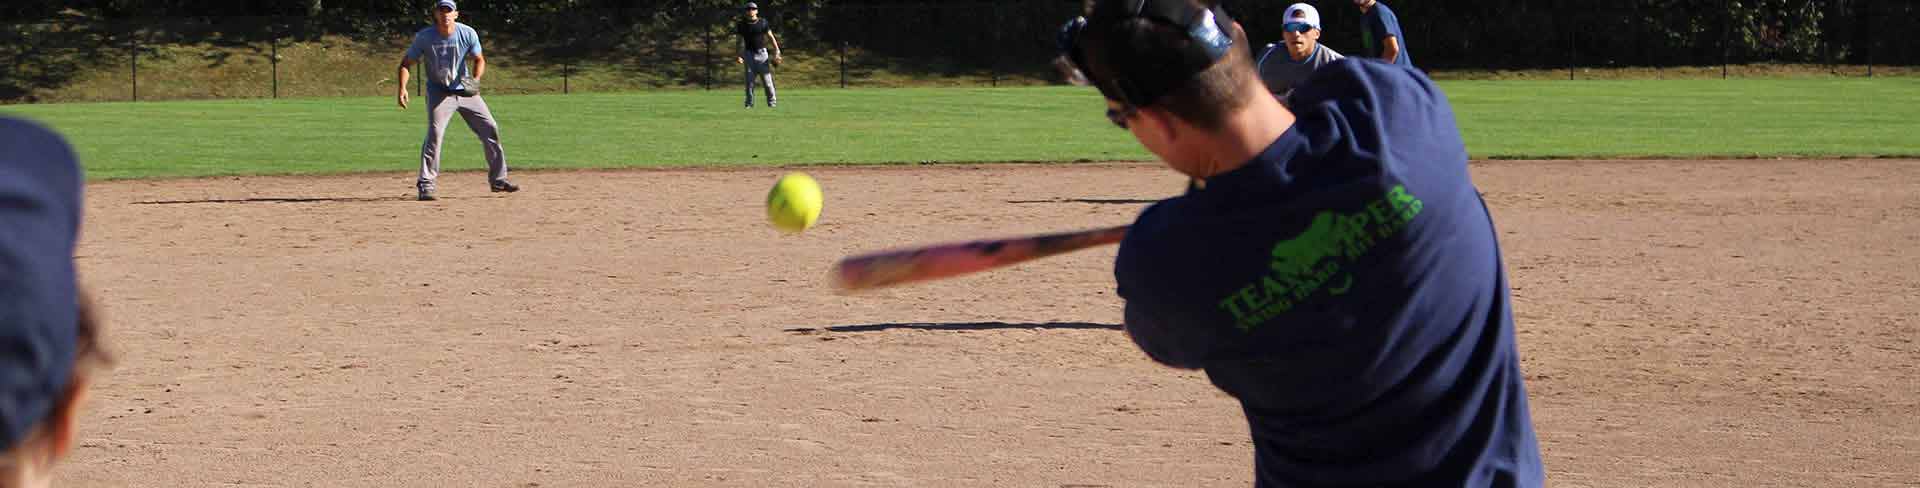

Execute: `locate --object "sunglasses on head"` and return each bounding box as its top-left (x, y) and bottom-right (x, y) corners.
top-left (1283, 22), bottom-right (1314, 33)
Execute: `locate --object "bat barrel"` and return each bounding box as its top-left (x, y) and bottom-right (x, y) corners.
top-left (830, 225), bottom-right (1128, 292)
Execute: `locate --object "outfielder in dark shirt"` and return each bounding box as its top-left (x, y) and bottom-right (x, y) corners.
top-left (1354, 0), bottom-right (1413, 67)
top-left (736, 2), bottom-right (783, 108)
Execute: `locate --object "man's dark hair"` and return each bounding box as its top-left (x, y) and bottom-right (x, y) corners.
top-left (1082, 0), bottom-right (1256, 130)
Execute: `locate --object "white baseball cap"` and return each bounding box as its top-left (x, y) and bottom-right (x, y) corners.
top-left (1283, 3), bottom-right (1321, 30)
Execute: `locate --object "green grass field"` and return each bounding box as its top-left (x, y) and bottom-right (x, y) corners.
top-left (3, 78), bottom-right (1915, 180)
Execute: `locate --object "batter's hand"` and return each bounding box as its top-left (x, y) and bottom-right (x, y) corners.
top-left (736, 56), bottom-right (744, 64)
top-left (397, 90), bottom-right (409, 109)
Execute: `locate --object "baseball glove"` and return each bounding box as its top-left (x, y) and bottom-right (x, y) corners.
top-left (452, 74), bottom-right (480, 97)
top-left (771, 55), bottom-right (783, 67)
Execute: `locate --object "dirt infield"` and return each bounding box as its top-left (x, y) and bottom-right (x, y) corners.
top-left (61, 160), bottom-right (1917, 487)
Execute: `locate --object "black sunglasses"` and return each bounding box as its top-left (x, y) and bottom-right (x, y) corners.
top-left (1106, 105), bottom-right (1137, 129)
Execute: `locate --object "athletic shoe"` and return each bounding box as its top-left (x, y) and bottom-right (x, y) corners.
top-left (490, 180), bottom-right (520, 193)
top-left (418, 188), bottom-right (437, 201)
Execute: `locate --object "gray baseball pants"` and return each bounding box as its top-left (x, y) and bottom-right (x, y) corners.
top-left (744, 48), bottom-right (776, 106)
top-left (419, 91), bottom-right (508, 191)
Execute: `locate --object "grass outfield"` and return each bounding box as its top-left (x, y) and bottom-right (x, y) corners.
top-left (3, 78), bottom-right (1916, 180)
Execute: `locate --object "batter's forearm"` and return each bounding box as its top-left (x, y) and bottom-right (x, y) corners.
top-left (397, 65), bottom-right (410, 94)
top-left (1382, 37), bottom-right (1402, 63)
top-left (768, 33), bottom-right (781, 55)
top-left (471, 56), bottom-right (486, 80)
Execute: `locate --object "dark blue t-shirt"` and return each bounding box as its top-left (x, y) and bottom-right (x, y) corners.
top-left (737, 18), bottom-right (772, 52)
top-left (0, 117), bottom-right (83, 451)
top-left (1359, 1), bottom-right (1413, 68)
top-left (1113, 60), bottom-right (1540, 487)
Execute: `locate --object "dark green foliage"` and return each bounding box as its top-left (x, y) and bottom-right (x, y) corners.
top-left (1, 1), bottom-right (1916, 103)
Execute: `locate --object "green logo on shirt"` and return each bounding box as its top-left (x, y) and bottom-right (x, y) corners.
top-left (1218, 185), bottom-right (1425, 331)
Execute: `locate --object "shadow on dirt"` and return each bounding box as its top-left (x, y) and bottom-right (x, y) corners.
top-left (785, 322), bottom-right (1121, 334)
top-left (132, 196), bottom-right (427, 205)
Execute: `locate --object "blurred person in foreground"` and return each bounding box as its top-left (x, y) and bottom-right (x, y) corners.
top-left (0, 116), bottom-right (114, 488)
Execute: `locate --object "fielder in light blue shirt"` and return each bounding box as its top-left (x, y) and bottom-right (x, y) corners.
top-left (396, 0), bottom-right (519, 201)
top-left (1257, 3), bottom-right (1346, 101)
top-left (404, 15), bottom-right (482, 95)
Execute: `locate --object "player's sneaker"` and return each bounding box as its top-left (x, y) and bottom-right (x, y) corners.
top-left (417, 188), bottom-right (437, 201)
top-left (490, 180), bottom-right (520, 193)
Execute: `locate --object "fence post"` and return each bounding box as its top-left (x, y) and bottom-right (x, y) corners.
top-left (130, 31), bottom-right (139, 101)
top-left (704, 18), bottom-right (714, 90)
top-left (1821, 0), bottom-right (1832, 75)
top-left (1864, 0), bottom-right (1873, 78)
top-left (989, 6), bottom-right (1000, 88)
top-left (1728, 0), bottom-right (1743, 79)
top-left (563, 62), bottom-right (570, 94)
top-left (271, 28), bottom-right (280, 99)
top-left (839, 41), bottom-right (847, 89)
top-left (1566, 10), bottom-right (1575, 81)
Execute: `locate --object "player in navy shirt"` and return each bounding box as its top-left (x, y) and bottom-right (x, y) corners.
top-left (0, 116), bottom-right (115, 486)
top-left (1354, 0), bottom-right (1413, 67)
top-left (1058, 0), bottom-right (1539, 485)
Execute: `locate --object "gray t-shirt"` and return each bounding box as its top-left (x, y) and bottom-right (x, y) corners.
top-left (1257, 43), bottom-right (1345, 98)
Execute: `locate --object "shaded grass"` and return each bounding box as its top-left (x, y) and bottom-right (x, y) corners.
top-left (17, 30), bottom-right (1910, 104)
top-left (1, 78), bottom-right (1915, 181)
top-left (15, 34), bottom-right (1055, 104)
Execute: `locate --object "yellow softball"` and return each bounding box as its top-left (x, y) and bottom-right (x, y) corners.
top-left (766, 172), bottom-right (823, 233)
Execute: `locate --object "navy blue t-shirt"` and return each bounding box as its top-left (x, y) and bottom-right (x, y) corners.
top-left (0, 117), bottom-right (83, 451)
top-left (737, 18), bottom-right (772, 52)
top-left (1359, 1), bottom-right (1414, 68)
top-left (1113, 60), bottom-right (1540, 487)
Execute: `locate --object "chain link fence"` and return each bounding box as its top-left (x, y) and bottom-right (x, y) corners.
top-left (3, 1), bottom-right (1915, 103)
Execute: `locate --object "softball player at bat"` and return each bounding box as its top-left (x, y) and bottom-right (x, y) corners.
top-left (0, 116), bottom-right (115, 487)
top-left (1058, 0), bottom-right (1542, 485)
top-left (396, 0), bottom-right (519, 201)
top-left (736, 2), bottom-right (782, 108)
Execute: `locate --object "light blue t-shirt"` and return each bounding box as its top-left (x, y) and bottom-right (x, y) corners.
top-left (404, 23), bottom-right (482, 94)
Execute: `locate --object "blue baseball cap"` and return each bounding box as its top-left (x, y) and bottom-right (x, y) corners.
top-left (436, 0), bottom-right (456, 11)
top-left (0, 117), bottom-right (83, 450)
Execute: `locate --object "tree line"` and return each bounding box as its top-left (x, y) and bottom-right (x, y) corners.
top-left (2, 0), bottom-right (1914, 70)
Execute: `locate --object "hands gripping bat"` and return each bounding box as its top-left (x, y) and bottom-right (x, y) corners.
top-left (830, 225), bottom-right (1129, 292)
